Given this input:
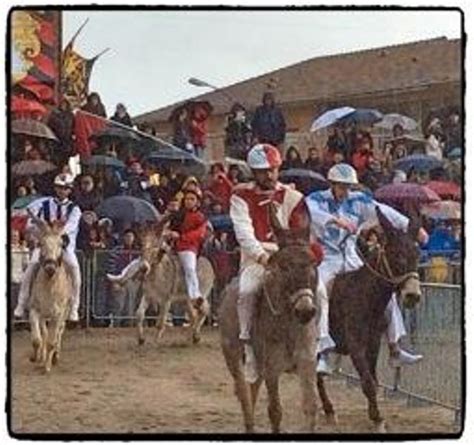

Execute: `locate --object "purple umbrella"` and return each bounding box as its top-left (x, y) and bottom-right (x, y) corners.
top-left (374, 183), bottom-right (441, 208)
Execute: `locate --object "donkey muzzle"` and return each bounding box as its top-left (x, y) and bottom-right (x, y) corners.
top-left (292, 289), bottom-right (317, 324)
top-left (42, 259), bottom-right (57, 277)
top-left (400, 275), bottom-right (422, 308)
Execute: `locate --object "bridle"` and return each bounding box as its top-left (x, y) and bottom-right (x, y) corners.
top-left (354, 238), bottom-right (419, 288)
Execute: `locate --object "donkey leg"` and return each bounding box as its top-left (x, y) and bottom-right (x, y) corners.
top-left (317, 374), bottom-right (337, 425)
top-left (349, 351), bottom-right (385, 432)
top-left (265, 374), bottom-right (283, 433)
top-left (192, 299), bottom-right (210, 344)
top-left (136, 296), bottom-right (149, 346)
top-left (234, 375), bottom-right (255, 433)
top-left (52, 318), bottom-right (67, 365)
top-left (44, 319), bottom-right (60, 373)
top-left (39, 321), bottom-right (48, 365)
top-left (297, 358), bottom-right (318, 432)
top-left (250, 377), bottom-right (263, 418)
top-left (29, 310), bottom-right (42, 363)
top-left (155, 298), bottom-right (172, 341)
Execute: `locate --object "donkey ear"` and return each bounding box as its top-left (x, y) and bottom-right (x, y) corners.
top-left (375, 206), bottom-right (397, 238)
top-left (407, 211), bottom-right (421, 241)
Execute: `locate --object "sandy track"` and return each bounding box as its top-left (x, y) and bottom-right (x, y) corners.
top-left (10, 326), bottom-right (458, 435)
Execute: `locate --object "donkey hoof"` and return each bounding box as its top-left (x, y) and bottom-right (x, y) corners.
top-left (192, 333), bottom-right (201, 344)
top-left (138, 337), bottom-right (145, 346)
top-left (373, 420), bottom-right (387, 433)
top-left (325, 413), bottom-right (338, 426)
top-left (51, 352), bottom-right (59, 366)
top-left (29, 355), bottom-right (37, 363)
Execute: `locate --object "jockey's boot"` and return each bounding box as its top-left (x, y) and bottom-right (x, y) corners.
top-left (107, 258), bottom-right (143, 285)
top-left (243, 343), bottom-right (258, 383)
top-left (69, 305), bottom-right (79, 322)
top-left (389, 348), bottom-right (423, 368)
top-left (14, 261), bottom-right (37, 318)
top-left (316, 352), bottom-right (334, 376)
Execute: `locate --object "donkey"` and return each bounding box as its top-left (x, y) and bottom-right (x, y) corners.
top-left (28, 219), bottom-right (73, 373)
top-left (219, 206), bottom-right (321, 433)
top-left (134, 223), bottom-right (215, 345)
top-left (316, 207), bottom-right (422, 432)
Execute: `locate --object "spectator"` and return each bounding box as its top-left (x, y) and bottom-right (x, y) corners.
top-left (227, 164), bottom-right (244, 185)
top-left (392, 169), bottom-right (407, 184)
top-left (171, 106), bottom-right (192, 152)
top-left (98, 218), bottom-right (118, 249)
top-left (47, 98), bottom-right (74, 162)
top-left (189, 103), bottom-right (212, 158)
top-left (425, 117), bottom-right (444, 160)
top-left (304, 147), bottom-right (322, 173)
top-left (81, 92), bottom-right (107, 117)
top-left (392, 124), bottom-right (405, 138)
top-left (251, 92), bottom-right (286, 147)
top-left (281, 145), bottom-right (304, 170)
top-left (326, 126), bottom-right (349, 158)
top-left (74, 174), bottom-right (101, 211)
top-left (111, 103), bottom-right (133, 127)
top-left (206, 163), bottom-right (233, 211)
top-left (352, 133), bottom-right (374, 177)
top-left (445, 110), bottom-right (461, 153)
top-left (225, 103), bottom-right (252, 160)
top-left (76, 210), bottom-right (99, 254)
top-left (126, 159), bottom-right (151, 202)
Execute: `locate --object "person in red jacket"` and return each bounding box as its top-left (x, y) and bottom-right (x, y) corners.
top-left (167, 188), bottom-right (208, 310)
top-left (206, 163), bottom-right (234, 211)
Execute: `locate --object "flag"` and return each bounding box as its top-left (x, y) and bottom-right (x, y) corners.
top-left (73, 110), bottom-right (108, 158)
top-left (61, 43), bottom-right (97, 108)
top-left (11, 10), bottom-right (62, 104)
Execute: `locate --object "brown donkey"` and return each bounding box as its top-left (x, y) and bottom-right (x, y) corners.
top-left (219, 206), bottom-right (321, 433)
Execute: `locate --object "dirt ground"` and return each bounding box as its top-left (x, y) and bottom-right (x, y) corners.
top-left (10, 326), bottom-right (459, 435)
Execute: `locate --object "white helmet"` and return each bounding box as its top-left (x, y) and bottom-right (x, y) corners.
top-left (54, 173), bottom-right (74, 188)
top-left (247, 143), bottom-right (282, 169)
top-left (327, 163), bottom-right (358, 185)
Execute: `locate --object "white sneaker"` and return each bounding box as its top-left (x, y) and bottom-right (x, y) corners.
top-left (316, 353), bottom-right (334, 376)
top-left (389, 349), bottom-right (423, 368)
top-left (69, 307), bottom-right (79, 322)
top-left (243, 344), bottom-right (258, 383)
top-left (107, 273), bottom-right (123, 284)
top-left (13, 305), bottom-right (25, 318)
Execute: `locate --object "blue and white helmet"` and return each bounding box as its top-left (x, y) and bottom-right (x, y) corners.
top-left (327, 163), bottom-right (358, 185)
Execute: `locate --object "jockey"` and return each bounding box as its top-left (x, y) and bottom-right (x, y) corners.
top-left (14, 173), bottom-right (82, 321)
top-left (107, 190), bottom-right (208, 312)
top-left (167, 188), bottom-right (209, 310)
top-left (230, 143), bottom-right (323, 382)
top-left (305, 163), bottom-right (427, 374)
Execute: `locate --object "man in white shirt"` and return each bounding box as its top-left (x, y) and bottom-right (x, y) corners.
top-left (14, 174), bottom-right (82, 321)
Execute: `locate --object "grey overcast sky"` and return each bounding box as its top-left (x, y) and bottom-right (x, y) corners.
top-left (63, 10), bottom-right (461, 117)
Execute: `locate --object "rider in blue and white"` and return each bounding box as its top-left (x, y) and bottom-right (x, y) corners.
top-left (306, 163), bottom-right (427, 374)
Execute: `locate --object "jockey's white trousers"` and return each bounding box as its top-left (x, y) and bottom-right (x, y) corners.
top-left (316, 253), bottom-right (407, 354)
top-left (16, 247), bottom-right (81, 314)
top-left (177, 250), bottom-right (201, 300)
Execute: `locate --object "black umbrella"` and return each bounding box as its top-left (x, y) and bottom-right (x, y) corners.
top-left (393, 154), bottom-right (443, 173)
top-left (338, 108), bottom-right (384, 127)
top-left (145, 147), bottom-right (207, 176)
top-left (90, 126), bottom-right (142, 143)
top-left (82, 155), bottom-right (126, 169)
top-left (12, 118), bottom-right (58, 141)
top-left (279, 168), bottom-right (329, 195)
top-left (95, 196), bottom-right (160, 226)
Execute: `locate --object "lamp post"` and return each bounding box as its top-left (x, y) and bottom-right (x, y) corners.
top-left (187, 77), bottom-right (237, 104)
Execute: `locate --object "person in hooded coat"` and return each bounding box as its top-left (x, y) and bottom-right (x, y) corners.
top-left (251, 92), bottom-right (286, 147)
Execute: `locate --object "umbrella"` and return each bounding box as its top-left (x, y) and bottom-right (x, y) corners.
top-left (374, 183), bottom-right (441, 207)
top-left (82, 155), bottom-right (126, 169)
top-left (338, 108), bottom-right (384, 127)
top-left (310, 107), bottom-right (355, 132)
top-left (421, 200), bottom-right (461, 220)
top-left (12, 194), bottom-right (44, 210)
top-left (90, 126), bottom-right (142, 143)
top-left (374, 113), bottom-right (418, 131)
top-left (12, 160), bottom-right (56, 176)
top-left (279, 168), bottom-right (329, 194)
top-left (393, 154), bottom-right (443, 173)
top-left (145, 147), bottom-right (207, 176)
top-left (11, 118), bottom-right (58, 141)
top-left (447, 147), bottom-right (462, 159)
top-left (95, 196), bottom-right (160, 226)
top-left (425, 181), bottom-right (461, 201)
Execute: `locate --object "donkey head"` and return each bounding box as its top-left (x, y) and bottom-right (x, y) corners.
top-left (376, 206), bottom-right (422, 307)
top-left (138, 218), bottom-right (170, 276)
top-left (265, 202), bottom-right (319, 324)
top-left (37, 221), bottom-right (66, 278)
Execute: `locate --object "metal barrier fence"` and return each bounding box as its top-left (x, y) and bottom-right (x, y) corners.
top-left (337, 283), bottom-right (462, 420)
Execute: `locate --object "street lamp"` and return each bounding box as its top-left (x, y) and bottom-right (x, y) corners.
top-left (187, 77), bottom-right (237, 104)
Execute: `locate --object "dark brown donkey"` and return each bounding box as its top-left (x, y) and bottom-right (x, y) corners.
top-left (219, 205), bottom-right (321, 433)
top-left (316, 207), bottom-right (422, 433)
